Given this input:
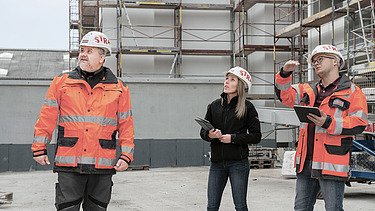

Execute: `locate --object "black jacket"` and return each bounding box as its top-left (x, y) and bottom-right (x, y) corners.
top-left (200, 93), bottom-right (262, 162)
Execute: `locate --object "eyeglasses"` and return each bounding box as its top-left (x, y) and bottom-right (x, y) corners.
top-left (311, 56), bottom-right (336, 65)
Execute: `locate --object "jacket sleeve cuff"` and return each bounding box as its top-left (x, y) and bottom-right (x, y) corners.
top-left (321, 115), bottom-right (332, 129)
top-left (279, 67), bottom-right (293, 78)
top-left (119, 154), bottom-right (131, 165)
top-left (33, 149), bottom-right (47, 157)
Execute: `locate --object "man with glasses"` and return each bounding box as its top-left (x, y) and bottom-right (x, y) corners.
top-left (274, 44), bottom-right (368, 211)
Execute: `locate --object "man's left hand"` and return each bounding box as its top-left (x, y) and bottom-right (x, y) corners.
top-left (307, 110), bottom-right (327, 127)
top-left (114, 159), bottom-right (129, 171)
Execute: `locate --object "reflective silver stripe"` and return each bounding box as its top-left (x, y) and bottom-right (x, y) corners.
top-left (312, 161), bottom-right (349, 173)
top-left (334, 118), bottom-right (343, 134)
top-left (291, 84), bottom-right (301, 104)
top-left (121, 146), bottom-right (134, 155)
top-left (295, 156), bottom-right (301, 165)
top-left (44, 99), bottom-right (58, 107)
top-left (333, 109), bottom-right (343, 134)
top-left (98, 158), bottom-right (116, 166)
top-left (275, 81), bottom-right (291, 91)
top-left (312, 161), bottom-right (322, 169)
top-left (351, 83), bottom-right (356, 92)
top-left (300, 123), bottom-right (308, 129)
top-left (59, 116), bottom-right (117, 126)
top-left (323, 162), bottom-right (350, 172)
top-left (316, 126), bottom-right (326, 133)
top-left (117, 110), bottom-right (132, 120)
top-left (33, 136), bottom-right (51, 144)
top-left (349, 110), bottom-right (368, 121)
top-left (78, 156), bottom-right (95, 164)
top-left (55, 156), bottom-right (75, 164)
top-left (55, 156), bottom-right (115, 167)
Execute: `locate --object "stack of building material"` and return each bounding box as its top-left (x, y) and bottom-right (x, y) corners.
top-left (248, 146), bottom-right (277, 169)
top-left (281, 150), bottom-right (296, 178)
top-left (126, 165), bottom-right (150, 171)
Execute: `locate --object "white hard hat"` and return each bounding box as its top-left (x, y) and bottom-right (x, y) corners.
top-left (307, 44), bottom-right (344, 69)
top-left (226, 66), bottom-right (252, 93)
top-left (80, 31), bottom-right (111, 56)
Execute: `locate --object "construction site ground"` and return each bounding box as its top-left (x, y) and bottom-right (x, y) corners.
top-left (0, 167), bottom-right (374, 211)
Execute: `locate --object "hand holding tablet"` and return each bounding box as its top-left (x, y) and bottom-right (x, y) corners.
top-left (293, 105), bottom-right (321, 123)
top-left (195, 116), bottom-right (214, 131)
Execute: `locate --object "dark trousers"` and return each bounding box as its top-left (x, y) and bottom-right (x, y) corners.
top-left (207, 159), bottom-right (250, 211)
top-left (55, 172), bottom-right (113, 211)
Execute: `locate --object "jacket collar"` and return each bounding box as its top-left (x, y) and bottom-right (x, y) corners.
top-left (302, 75), bottom-right (352, 105)
top-left (335, 75), bottom-right (351, 92)
top-left (221, 92), bottom-right (239, 107)
top-left (68, 66), bottom-right (118, 84)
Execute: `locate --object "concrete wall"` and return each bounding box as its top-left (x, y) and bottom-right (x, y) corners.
top-left (0, 78), bottom-right (224, 144)
top-left (0, 76), bottom-right (275, 172)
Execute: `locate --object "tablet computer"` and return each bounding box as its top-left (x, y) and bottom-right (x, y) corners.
top-left (194, 116), bottom-right (214, 131)
top-left (293, 105), bottom-right (321, 123)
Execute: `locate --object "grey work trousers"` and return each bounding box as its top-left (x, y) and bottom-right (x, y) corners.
top-left (55, 172), bottom-right (113, 211)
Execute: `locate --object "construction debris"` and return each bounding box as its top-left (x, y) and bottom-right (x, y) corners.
top-left (0, 192), bottom-right (13, 205)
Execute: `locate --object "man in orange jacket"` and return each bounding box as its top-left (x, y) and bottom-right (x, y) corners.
top-left (275, 44), bottom-right (368, 211)
top-left (32, 31), bottom-right (134, 210)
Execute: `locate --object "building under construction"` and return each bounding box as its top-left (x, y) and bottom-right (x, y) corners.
top-left (0, 0), bottom-right (374, 180)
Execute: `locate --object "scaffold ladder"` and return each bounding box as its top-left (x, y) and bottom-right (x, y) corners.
top-left (121, 1), bottom-right (138, 46)
top-left (357, 1), bottom-right (371, 63)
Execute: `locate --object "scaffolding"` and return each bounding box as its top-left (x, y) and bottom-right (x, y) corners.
top-left (273, 0), bottom-right (374, 79)
top-left (69, 0), bottom-right (375, 115)
top-left (69, 0), bottom-right (234, 77)
top-left (236, 0), bottom-right (374, 147)
top-left (273, 0), bottom-right (311, 85)
top-left (270, 0), bottom-right (375, 121)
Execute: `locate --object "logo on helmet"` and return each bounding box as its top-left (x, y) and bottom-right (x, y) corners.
top-left (321, 45), bottom-right (337, 52)
top-left (239, 70), bottom-right (251, 82)
top-left (94, 36), bottom-right (110, 45)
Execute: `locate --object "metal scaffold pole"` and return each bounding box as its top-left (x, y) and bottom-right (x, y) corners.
top-left (116, 0), bottom-right (123, 77)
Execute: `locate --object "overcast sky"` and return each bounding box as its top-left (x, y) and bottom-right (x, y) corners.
top-left (0, 0), bottom-right (69, 50)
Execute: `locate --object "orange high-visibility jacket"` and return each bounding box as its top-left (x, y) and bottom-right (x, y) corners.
top-left (32, 67), bottom-right (134, 169)
top-left (275, 72), bottom-right (368, 180)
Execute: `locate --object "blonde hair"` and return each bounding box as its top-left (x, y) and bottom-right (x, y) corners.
top-left (222, 77), bottom-right (247, 119)
top-left (236, 79), bottom-right (247, 119)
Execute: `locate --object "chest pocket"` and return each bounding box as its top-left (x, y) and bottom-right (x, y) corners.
top-left (328, 97), bottom-right (350, 111)
top-left (100, 86), bottom-right (122, 116)
top-left (59, 84), bottom-right (86, 109)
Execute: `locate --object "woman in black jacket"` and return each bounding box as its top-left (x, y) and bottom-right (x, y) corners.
top-left (200, 66), bottom-right (261, 211)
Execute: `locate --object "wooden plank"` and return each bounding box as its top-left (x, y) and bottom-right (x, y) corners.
top-left (120, 46), bottom-right (179, 55)
top-left (276, 0), bottom-right (371, 38)
top-left (182, 49), bottom-right (232, 56)
top-left (126, 165), bottom-right (150, 171)
top-left (83, 1), bottom-right (232, 10)
top-left (236, 45), bottom-right (307, 56)
top-left (249, 159), bottom-right (276, 169)
top-left (234, 0), bottom-right (308, 12)
top-left (0, 192), bottom-right (13, 205)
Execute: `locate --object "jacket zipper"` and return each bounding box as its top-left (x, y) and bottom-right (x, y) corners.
top-left (222, 106), bottom-right (228, 160)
